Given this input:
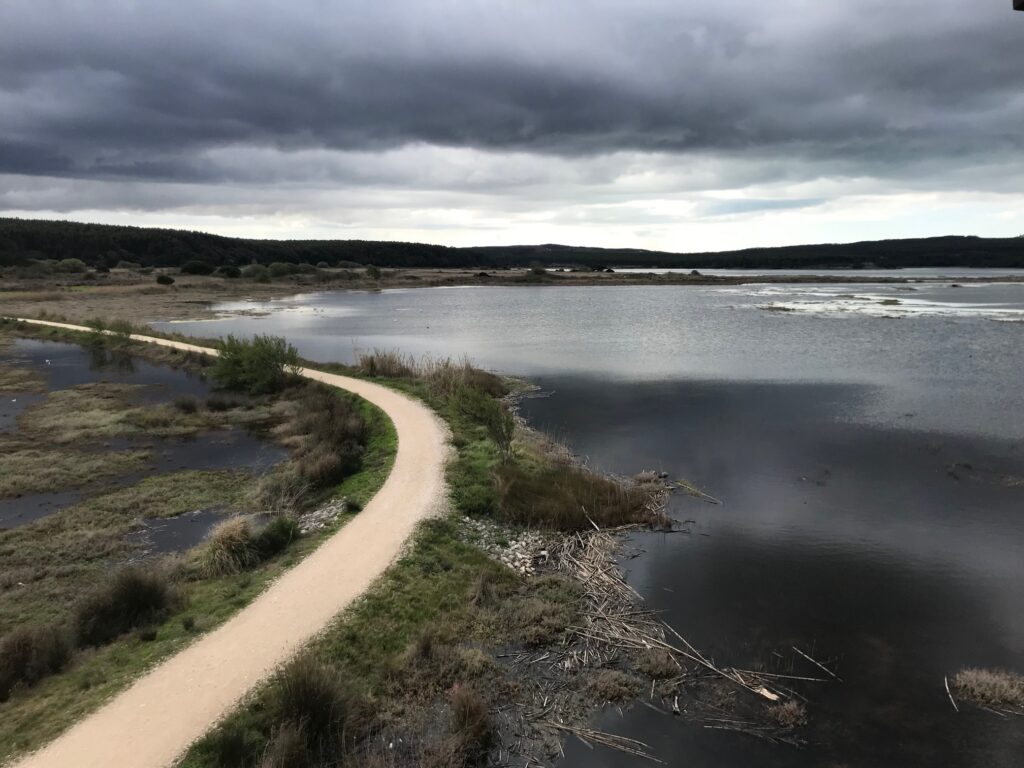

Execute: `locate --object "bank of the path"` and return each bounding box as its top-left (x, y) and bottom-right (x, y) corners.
top-left (6, 318), bottom-right (450, 768)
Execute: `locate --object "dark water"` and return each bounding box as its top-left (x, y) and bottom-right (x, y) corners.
top-left (0, 339), bottom-right (285, 530)
top-left (156, 284), bottom-right (1024, 767)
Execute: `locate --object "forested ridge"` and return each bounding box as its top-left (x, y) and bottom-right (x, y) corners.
top-left (2, 218), bottom-right (1023, 270)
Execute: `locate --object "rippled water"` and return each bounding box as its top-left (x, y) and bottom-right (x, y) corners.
top-left (157, 282), bottom-right (1024, 767)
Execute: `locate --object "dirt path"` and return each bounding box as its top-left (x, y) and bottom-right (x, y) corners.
top-left (7, 318), bottom-right (450, 768)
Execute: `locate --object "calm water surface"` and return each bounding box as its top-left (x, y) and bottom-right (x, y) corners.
top-left (159, 283), bottom-right (1024, 767)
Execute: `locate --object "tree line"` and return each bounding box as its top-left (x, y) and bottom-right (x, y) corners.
top-left (2, 217), bottom-right (1023, 270)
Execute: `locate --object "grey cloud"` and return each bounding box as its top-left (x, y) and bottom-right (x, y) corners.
top-left (0, 0), bottom-right (1022, 186)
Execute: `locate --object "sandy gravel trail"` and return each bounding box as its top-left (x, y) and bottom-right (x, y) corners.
top-left (7, 318), bottom-right (449, 768)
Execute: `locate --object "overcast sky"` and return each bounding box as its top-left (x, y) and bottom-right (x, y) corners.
top-left (1, 1), bottom-right (1022, 250)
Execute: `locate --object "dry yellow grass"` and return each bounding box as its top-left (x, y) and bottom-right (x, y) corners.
top-left (953, 667), bottom-right (1024, 711)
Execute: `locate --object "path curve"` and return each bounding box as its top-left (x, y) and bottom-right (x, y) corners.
top-left (7, 318), bottom-right (450, 768)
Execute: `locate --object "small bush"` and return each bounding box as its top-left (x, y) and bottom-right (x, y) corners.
top-left (254, 469), bottom-right (312, 512)
top-left (215, 265), bottom-right (242, 278)
top-left (268, 262), bottom-right (297, 278)
top-left (254, 516), bottom-right (301, 559)
top-left (271, 657), bottom-right (371, 752)
top-left (365, 264), bottom-right (381, 280)
top-left (213, 334), bottom-right (300, 395)
top-left (449, 684), bottom-right (492, 754)
top-left (56, 258), bottom-right (87, 273)
top-left (494, 463), bottom-right (666, 531)
top-left (953, 667), bottom-right (1024, 711)
top-left (199, 518), bottom-right (260, 577)
top-left (286, 387), bottom-right (368, 489)
top-left (242, 264), bottom-right (271, 282)
top-left (0, 625), bottom-right (72, 701)
top-left (356, 349), bottom-right (415, 378)
top-left (257, 723), bottom-right (307, 768)
top-left (156, 274), bottom-right (175, 286)
top-left (74, 567), bottom-right (175, 647)
top-left (173, 396), bottom-right (199, 414)
top-left (181, 260), bottom-right (214, 275)
top-left (636, 648), bottom-right (679, 679)
top-left (453, 386), bottom-right (514, 461)
top-left (767, 700), bottom-right (808, 728)
top-left (586, 669), bottom-right (642, 703)
top-left (205, 396), bottom-right (239, 412)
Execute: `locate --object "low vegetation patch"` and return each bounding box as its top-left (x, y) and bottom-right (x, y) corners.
top-left (953, 667), bottom-right (1024, 712)
top-left (73, 567), bottom-right (178, 648)
top-left (494, 462), bottom-right (666, 531)
top-left (0, 625), bottom-right (72, 702)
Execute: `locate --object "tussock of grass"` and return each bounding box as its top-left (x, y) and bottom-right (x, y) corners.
top-left (494, 462), bottom-right (666, 531)
top-left (586, 669), bottom-right (642, 704)
top-left (636, 648), bottom-right (680, 679)
top-left (767, 700), bottom-right (808, 728)
top-left (0, 625), bottom-right (72, 702)
top-left (197, 519), bottom-right (260, 577)
top-left (953, 667), bottom-right (1024, 711)
top-left (196, 515), bottom-right (302, 577)
top-left (74, 567), bottom-right (177, 648)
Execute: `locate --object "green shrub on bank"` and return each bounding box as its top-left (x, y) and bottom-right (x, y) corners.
top-left (0, 625), bottom-right (72, 701)
top-left (494, 462), bottom-right (665, 531)
top-left (212, 335), bottom-right (300, 395)
top-left (197, 515), bottom-right (302, 577)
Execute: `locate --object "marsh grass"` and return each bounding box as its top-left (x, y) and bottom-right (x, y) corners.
top-left (586, 669), bottom-right (643, 704)
top-left (953, 667), bottom-right (1024, 711)
top-left (0, 625), bottom-right (72, 701)
top-left (0, 446), bottom-right (151, 498)
top-left (494, 461), bottom-right (666, 531)
top-left (197, 519), bottom-right (261, 577)
top-left (767, 700), bottom-right (808, 728)
top-left (74, 567), bottom-right (177, 648)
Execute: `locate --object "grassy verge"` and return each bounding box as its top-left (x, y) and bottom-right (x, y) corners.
top-left (179, 350), bottom-right (666, 768)
top-left (0, 330), bottom-right (398, 762)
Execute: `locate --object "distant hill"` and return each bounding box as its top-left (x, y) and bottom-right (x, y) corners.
top-left (1, 218), bottom-right (1022, 270)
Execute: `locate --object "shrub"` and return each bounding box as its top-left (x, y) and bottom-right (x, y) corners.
top-left (636, 648), bottom-right (679, 679)
top-left (116, 260), bottom-right (142, 270)
top-left (156, 274), bottom-right (175, 286)
top-left (253, 469), bottom-right (312, 512)
top-left (286, 386), bottom-right (368, 489)
top-left (356, 349), bottom-right (415, 378)
top-left (268, 262), bottom-right (296, 278)
top-left (365, 264), bottom-right (381, 280)
top-left (212, 334), bottom-right (300, 395)
top-left (316, 261), bottom-right (329, 269)
top-left (215, 265), bottom-right (242, 278)
top-left (199, 518), bottom-right (260, 577)
top-left (449, 684), bottom-right (492, 754)
top-left (494, 463), bottom-right (667, 531)
top-left (0, 625), bottom-right (72, 701)
top-left (586, 669), bottom-right (642, 703)
top-left (242, 264), bottom-right (271, 282)
top-left (453, 386), bottom-right (514, 461)
top-left (56, 258), bottom-right (87, 273)
top-left (181, 260), bottom-right (214, 275)
top-left (74, 567), bottom-right (175, 647)
top-left (767, 700), bottom-right (808, 728)
top-left (270, 657), bottom-right (371, 753)
top-left (254, 516), bottom-right (301, 559)
top-left (173, 396), bottom-right (199, 414)
top-left (953, 667), bottom-right (1024, 710)
top-left (257, 723), bottom-right (307, 768)
top-left (528, 261), bottom-right (546, 276)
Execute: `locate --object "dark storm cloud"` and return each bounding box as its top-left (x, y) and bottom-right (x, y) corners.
top-left (0, 0), bottom-right (1021, 185)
